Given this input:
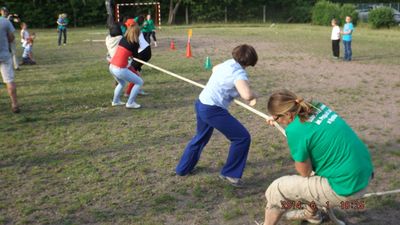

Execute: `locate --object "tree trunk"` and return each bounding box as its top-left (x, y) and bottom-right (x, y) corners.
top-left (168, 0), bottom-right (182, 25)
top-left (224, 6), bottom-right (227, 23)
top-left (263, 5), bottom-right (266, 23)
top-left (185, 5), bottom-right (189, 25)
top-left (73, 9), bottom-right (77, 27)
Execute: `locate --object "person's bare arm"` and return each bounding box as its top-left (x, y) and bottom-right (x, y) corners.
top-left (295, 158), bottom-right (313, 177)
top-left (235, 80), bottom-right (257, 102)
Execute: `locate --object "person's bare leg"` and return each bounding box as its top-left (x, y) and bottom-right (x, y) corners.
top-left (263, 208), bottom-right (284, 225)
top-left (6, 82), bottom-right (19, 111)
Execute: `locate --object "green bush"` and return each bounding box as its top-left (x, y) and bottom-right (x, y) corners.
top-left (340, 4), bottom-right (358, 26)
top-left (289, 1), bottom-right (314, 23)
top-left (312, 0), bottom-right (340, 26)
top-left (312, 1), bottom-right (358, 26)
top-left (368, 7), bottom-right (395, 29)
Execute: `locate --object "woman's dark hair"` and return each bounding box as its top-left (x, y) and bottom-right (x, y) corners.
top-left (109, 23), bottom-right (122, 37)
top-left (232, 44), bottom-right (258, 67)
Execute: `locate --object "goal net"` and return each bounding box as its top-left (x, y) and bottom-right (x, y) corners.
top-left (114, 1), bottom-right (161, 27)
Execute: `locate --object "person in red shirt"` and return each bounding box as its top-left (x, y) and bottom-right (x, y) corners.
top-left (109, 24), bottom-right (143, 109)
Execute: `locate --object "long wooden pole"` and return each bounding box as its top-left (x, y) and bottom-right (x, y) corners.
top-left (132, 57), bottom-right (286, 136)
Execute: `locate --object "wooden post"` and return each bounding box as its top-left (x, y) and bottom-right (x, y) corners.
top-left (263, 5), bottom-right (266, 23)
top-left (185, 5), bottom-right (189, 25)
top-left (224, 6), bottom-right (227, 23)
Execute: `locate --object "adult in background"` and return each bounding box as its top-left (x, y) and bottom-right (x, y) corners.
top-left (341, 16), bottom-right (353, 61)
top-left (109, 24), bottom-right (143, 109)
top-left (175, 44), bottom-right (258, 187)
top-left (262, 90), bottom-right (373, 225)
top-left (57, 13), bottom-right (68, 46)
top-left (0, 15), bottom-right (20, 113)
top-left (0, 7), bottom-right (20, 70)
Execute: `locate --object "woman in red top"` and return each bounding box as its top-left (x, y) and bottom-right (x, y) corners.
top-left (109, 24), bottom-right (144, 109)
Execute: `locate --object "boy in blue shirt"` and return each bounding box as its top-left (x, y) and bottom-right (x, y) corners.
top-left (341, 16), bottom-right (354, 61)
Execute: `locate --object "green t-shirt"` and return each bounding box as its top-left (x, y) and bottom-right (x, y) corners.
top-left (285, 102), bottom-right (373, 196)
top-left (143, 19), bottom-right (155, 32)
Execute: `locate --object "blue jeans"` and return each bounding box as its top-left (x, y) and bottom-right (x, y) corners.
top-left (343, 40), bottom-right (352, 61)
top-left (176, 100), bottom-right (251, 178)
top-left (109, 65), bottom-right (143, 104)
top-left (58, 28), bottom-right (67, 46)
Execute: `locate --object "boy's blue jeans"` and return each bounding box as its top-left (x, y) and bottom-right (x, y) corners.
top-left (343, 40), bottom-right (352, 61)
top-left (176, 100), bottom-right (251, 178)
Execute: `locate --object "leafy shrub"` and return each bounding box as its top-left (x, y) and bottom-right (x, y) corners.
top-left (368, 7), bottom-right (395, 29)
top-left (312, 1), bottom-right (358, 26)
top-left (340, 4), bottom-right (358, 26)
top-left (312, 0), bottom-right (340, 26)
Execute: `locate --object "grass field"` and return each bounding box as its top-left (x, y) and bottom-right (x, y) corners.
top-left (1, 24), bottom-right (399, 225)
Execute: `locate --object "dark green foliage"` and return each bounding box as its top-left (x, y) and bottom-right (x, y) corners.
top-left (311, 0), bottom-right (358, 26)
top-left (0, 0), bottom-right (106, 28)
top-left (0, 0), bottom-right (341, 26)
top-left (312, 0), bottom-right (340, 25)
top-left (339, 4), bottom-right (358, 25)
top-left (368, 7), bottom-right (395, 29)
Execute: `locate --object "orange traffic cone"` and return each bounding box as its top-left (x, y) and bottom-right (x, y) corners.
top-left (186, 42), bottom-right (192, 58)
top-left (170, 39), bottom-right (175, 50)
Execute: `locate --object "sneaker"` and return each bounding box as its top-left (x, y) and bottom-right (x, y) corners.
top-left (219, 174), bottom-right (244, 187)
top-left (123, 93), bottom-right (129, 97)
top-left (285, 209), bottom-right (322, 224)
top-left (111, 101), bottom-right (125, 106)
top-left (126, 102), bottom-right (141, 109)
top-left (138, 90), bottom-right (149, 96)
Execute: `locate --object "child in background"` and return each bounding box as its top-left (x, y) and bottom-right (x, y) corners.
top-left (331, 19), bottom-right (340, 59)
top-left (20, 22), bottom-right (29, 48)
top-left (57, 13), bottom-right (68, 46)
top-left (145, 14), bottom-right (157, 47)
top-left (341, 16), bottom-right (354, 61)
top-left (21, 33), bottom-right (36, 65)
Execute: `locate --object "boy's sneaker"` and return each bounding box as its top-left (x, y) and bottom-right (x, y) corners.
top-left (285, 209), bottom-right (322, 224)
top-left (126, 102), bottom-right (141, 109)
top-left (219, 174), bottom-right (244, 187)
top-left (111, 101), bottom-right (125, 106)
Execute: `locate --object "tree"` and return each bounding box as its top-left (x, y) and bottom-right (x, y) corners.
top-left (167, 0), bottom-right (182, 25)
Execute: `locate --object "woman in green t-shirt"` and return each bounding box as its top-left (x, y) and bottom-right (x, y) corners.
top-left (261, 89), bottom-right (373, 225)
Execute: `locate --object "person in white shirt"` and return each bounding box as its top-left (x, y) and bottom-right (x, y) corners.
top-left (331, 19), bottom-right (340, 59)
top-left (20, 22), bottom-right (29, 48)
